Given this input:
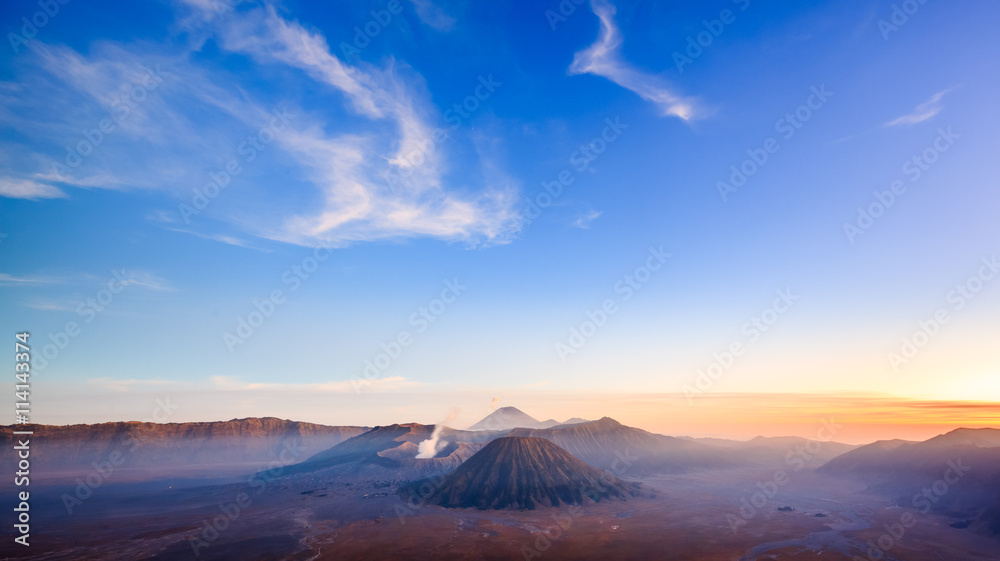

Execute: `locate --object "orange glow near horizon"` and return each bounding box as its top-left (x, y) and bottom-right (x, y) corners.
top-left (591, 393), bottom-right (1000, 444)
top-left (483, 392), bottom-right (1000, 445)
top-left (31, 387), bottom-right (1000, 446)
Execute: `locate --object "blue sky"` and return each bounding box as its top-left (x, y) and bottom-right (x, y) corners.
top-left (1, 0), bottom-right (999, 431)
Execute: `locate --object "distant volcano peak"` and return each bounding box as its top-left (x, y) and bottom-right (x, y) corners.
top-left (467, 407), bottom-right (592, 431)
top-left (467, 406), bottom-right (542, 430)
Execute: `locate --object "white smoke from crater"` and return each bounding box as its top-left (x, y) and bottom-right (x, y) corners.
top-left (416, 409), bottom-right (459, 459)
top-left (491, 397), bottom-right (500, 410)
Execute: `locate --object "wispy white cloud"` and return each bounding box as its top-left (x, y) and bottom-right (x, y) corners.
top-left (409, 0), bottom-right (457, 31)
top-left (118, 269), bottom-right (172, 290)
top-left (87, 375), bottom-right (421, 393)
top-left (572, 209), bottom-right (602, 229)
top-left (24, 300), bottom-right (78, 312)
top-left (0, 272), bottom-right (66, 285)
top-left (146, 210), bottom-right (177, 224)
top-left (166, 227), bottom-right (272, 252)
top-left (215, 6), bottom-right (383, 119)
top-left (0, 2), bottom-right (521, 248)
top-left (33, 170), bottom-right (124, 189)
top-left (884, 89), bottom-right (952, 127)
top-left (203, 5), bottom-right (519, 246)
top-left (211, 374), bottom-right (422, 392)
top-left (0, 41), bottom-right (244, 198)
top-left (2, 269), bottom-right (166, 293)
top-left (87, 377), bottom-right (175, 392)
top-left (569, 0), bottom-right (699, 120)
top-left (0, 178), bottom-right (66, 199)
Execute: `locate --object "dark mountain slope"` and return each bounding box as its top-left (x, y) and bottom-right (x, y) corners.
top-left (429, 436), bottom-right (641, 510)
top-left (818, 427), bottom-right (1000, 536)
top-left (282, 423), bottom-right (503, 480)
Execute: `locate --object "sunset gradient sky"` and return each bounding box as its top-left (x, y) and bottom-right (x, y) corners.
top-left (1, 0), bottom-right (998, 441)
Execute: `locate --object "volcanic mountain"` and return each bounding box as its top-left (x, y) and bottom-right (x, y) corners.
top-left (509, 417), bottom-right (742, 475)
top-left (469, 406), bottom-right (543, 430)
top-left (427, 436), bottom-right (642, 510)
top-left (282, 422), bottom-right (502, 480)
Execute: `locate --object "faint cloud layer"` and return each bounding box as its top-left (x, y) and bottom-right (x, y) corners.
top-left (211, 5), bottom-right (517, 245)
top-left (0, 1), bottom-right (520, 248)
top-left (1, 268), bottom-right (168, 295)
top-left (884, 89), bottom-right (952, 127)
top-left (570, 0), bottom-right (699, 120)
top-left (117, 269), bottom-right (171, 290)
top-left (409, 0), bottom-right (456, 31)
top-left (86, 374), bottom-right (421, 393)
top-left (0, 178), bottom-right (66, 199)
top-left (572, 209), bottom-right (602, 229)
top-left (0, 272), bottom-right (66, 285)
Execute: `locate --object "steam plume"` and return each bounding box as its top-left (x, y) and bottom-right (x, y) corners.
top-left (416, 409), bottom-right (459, 459)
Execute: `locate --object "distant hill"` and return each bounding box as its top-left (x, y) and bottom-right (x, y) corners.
top-left (814, 439), bottom-right (914, 473)
top-left (510, 417), bottom-right (741, 475)
top-left (819, 428), bottom-right (1000, 478)
top-left (691, 435), bottom-right (858, 467)
top-left (922, 427), bottom-right (1000, 448)
top-left (0, 418), bottom-right (368, 482)
top-left (427, 436), bottom-right (642, 510)
top-left (818, 427), bottom-right (1000, 535)
top-left (534, 417), bottom-right (593, 428)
